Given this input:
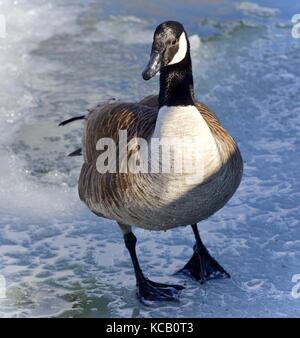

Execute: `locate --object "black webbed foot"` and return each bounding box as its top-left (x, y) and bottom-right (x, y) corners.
top-left (176, 245), bottom-right (230, 284)
top-left (137, 278), bottom-right (184, 304)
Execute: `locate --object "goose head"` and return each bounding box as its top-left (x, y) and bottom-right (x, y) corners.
top-left (142, 21), bottom-right (190, 80)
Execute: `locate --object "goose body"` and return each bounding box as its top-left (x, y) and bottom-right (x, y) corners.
top-left (79, 97), bottom-right (242, 231)
top-left (64, 21), bottom-right (243, 303)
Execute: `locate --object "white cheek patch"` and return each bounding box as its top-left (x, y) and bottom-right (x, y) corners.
top-left (168, 32), bottom-right (187, 66)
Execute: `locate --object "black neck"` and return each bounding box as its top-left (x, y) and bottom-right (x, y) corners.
top-left (159, 51), bottom-right (195, 107)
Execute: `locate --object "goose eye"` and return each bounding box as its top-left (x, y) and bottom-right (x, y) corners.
top-left (171, 39), bottom-right (177, 45)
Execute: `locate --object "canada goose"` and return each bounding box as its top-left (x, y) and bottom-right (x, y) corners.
top-left (60, 21), bottom-right (243, 304)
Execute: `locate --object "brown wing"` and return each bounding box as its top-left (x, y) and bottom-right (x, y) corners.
top-left (83, 99), bottom-right (158, 164)
top-left (79, 98), bottom-right (158, 215)
top-left (138, 94), bottom-right (159, 108)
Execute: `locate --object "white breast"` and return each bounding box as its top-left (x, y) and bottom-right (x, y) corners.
top-left (152, 105), bottom-right (222, 183)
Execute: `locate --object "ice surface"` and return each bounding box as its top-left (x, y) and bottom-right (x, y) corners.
top-left (0, 0), bottom-right (299, 317)
top-left (236, 2), bottom-right (280, 17)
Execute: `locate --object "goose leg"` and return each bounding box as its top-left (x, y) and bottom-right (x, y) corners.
top-left (120, 224), bottom-right (184, 304)
top-left (176, 224), bottom-right (230, 283)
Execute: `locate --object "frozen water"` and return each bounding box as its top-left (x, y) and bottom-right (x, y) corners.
top-left (0, 0), bottom-right (300, 317)
top-left (236, 2), bottom-right (280, 17)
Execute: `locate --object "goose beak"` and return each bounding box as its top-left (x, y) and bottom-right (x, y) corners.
top-left (142, 50), bottom-right (162, 80)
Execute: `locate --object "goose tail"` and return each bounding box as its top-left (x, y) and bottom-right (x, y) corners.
top-left (58, 115), bottom-right (86, 126)
top-left (68, 148), bottom-right (82, 157)
top-left (59, 114), bottom-right (85, 157)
